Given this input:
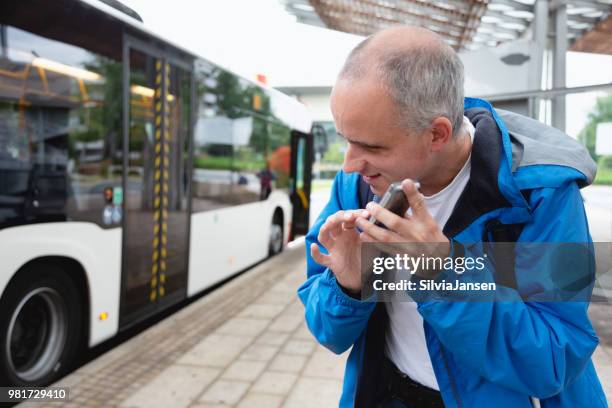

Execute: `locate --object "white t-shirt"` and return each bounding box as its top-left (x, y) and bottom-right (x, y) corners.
top-left (384, 116), bottom-right (475, 390)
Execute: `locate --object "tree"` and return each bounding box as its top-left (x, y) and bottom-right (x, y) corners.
top-left (578, 93), bottom-right (612, 160)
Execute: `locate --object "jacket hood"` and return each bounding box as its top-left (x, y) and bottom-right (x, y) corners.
top-left (497, 108), bottom-right (597, 187)
top-left (464, 98), bottom-right (596, 192)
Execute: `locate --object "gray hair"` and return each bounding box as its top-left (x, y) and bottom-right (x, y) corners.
top-left (339, 39), bottom-right (465, 137)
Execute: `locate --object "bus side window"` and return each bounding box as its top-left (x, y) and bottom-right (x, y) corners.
top-left (0, 24), bottom-right (123, 229)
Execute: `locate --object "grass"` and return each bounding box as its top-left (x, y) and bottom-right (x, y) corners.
top-left (193, 155), bottom-right (265, 171)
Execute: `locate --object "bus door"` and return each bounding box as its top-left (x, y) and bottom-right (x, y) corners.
top-left (289, 131), bottom-right (313, 238)
top-left (120, 37), bottom-right (193, 327)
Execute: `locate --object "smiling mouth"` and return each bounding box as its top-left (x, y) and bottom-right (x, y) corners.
top-left (362, 174), bottom-right (381, 183)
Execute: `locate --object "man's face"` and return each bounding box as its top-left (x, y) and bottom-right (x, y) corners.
top-left (330, 77), bottom-right (432, 196)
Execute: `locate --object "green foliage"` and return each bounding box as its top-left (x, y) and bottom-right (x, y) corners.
top-left (128, 124), bottom-right (145, 152)
top-left (577, 93), bottom-right (612, 161)
top-left (71, 129), bottom-right (100, 142)
top-left (84, 57), bottom-right (123, 152)
top-left (193, 155), bottom-right (231, 170)
top-left (594, 166), bottom-right (612, 185)
top-left (599, 155), bottom-right (612, 170)
top-left (193, 155), bottom-right (265, 171)
top-left (322, 140), bottom-right (347, 164)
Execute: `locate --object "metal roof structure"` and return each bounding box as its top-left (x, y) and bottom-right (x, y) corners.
top-left (281, 0), bottom-right (612, 54)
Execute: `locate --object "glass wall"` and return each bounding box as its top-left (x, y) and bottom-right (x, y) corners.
top-left (0, 25), bottom-right (123, 229)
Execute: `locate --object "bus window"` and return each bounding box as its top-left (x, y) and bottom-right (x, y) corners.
top-left (191, 64), bottom-right (294, 209)
top-left (268, 121), bottom-right (292, 191)
top-left (192, 63), bottom-right (235, 212)
top-left (0, 25), bottom-right (123, 229)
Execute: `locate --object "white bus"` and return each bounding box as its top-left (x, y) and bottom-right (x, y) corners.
top-left (0, 0), bottom-right (313, 386)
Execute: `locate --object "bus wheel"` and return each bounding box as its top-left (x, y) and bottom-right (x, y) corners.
top-left (269, 216), bottom-right (284, 256)
top-left (0, 264), bottom-right (82, 386)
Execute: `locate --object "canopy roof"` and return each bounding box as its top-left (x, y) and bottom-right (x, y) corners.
top-left (281, 0), bottom-right (612, 53)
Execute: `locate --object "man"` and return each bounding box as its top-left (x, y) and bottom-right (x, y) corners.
top-left (298, 26), bottom-right (607, 408)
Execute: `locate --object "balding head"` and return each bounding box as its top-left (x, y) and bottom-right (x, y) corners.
top-left (371, 25), bottom-right (447, 47)
top-left (337, 25), bottom-right (464, 137)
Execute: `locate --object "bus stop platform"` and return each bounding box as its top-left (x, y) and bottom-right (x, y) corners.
top-left (20, 243), bottom-right (348, 408)
top-left (19, 241), bottom-right (612, 407)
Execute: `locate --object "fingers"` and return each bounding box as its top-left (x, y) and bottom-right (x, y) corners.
top-left (401, 179), bottom-right (427, 216)
top-left (355, 213), bottom-right (398, 242)
top-left (310, 242), bottom-right (331, 268)
top-left (342, 209), bottom-right (369, 231)
top-left (319, 211), bottom-right (367, 245)
top-left (364, 202), bottom-right (405, 232)
top-left (318, 223), bottom-right (334, 249)
top-left (318, 211), bottom-right (342, 247)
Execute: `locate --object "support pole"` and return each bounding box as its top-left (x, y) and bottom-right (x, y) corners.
top-left (552, 1), bottom-right (567, 131)
top-left (529, 0), bottom-right (549, 119)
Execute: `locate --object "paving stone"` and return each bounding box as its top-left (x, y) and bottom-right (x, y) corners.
top-left (118, 365), bottom-right (219, 408)
top-left (60, 403), bottom-right (81, 408)
top-left (292, 322), bottom-right (313, 340)
top-left (255, 331), bottom-right (291, 346)
top-left (239, 344), bottom-right (279, 362)
top-left (53, 372), bottom-right (86, 388)
top-left (254, 290), bottom-right (294, 306)
top-left (593, 346), bottom-right (612, 401)
top-left (269, 353), bottom-right (308, 373)
top-left (221, 360), bottom-right (267, 382)
top-left (177, 334), bottom-right (252, 368)
top-left (268, 313), bottom-right (303, 333)
top-left (251, 371), bottom-right (298, 395)
top-left (237, 304), bottom-right (285, 319)
top-left (198, 380), bottom-right (250, 406)
top-left (281, 339), bottom-right (317, 356)
top-left (302, 350), bottom-right (348, 379)
top-left (282, 270), bottom-right (304, 283)
top-left (283, 377), bottom-right (343, 408)
top-left (215, 318), bottom-right (269, 337)
top-left (86, 398), bottom-right (105, 407)
top-left (237, 392), bottom-right (283, 408)
top-left (284, 301), bottom-right (305, 316)
top-left (269, 280), bottom-right (296, 294)
top-left (76, 340), bottom-right (136, 375)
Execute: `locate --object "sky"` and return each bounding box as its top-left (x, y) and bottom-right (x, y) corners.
top-left (121, 0), bottom-right (363, 86)
top-left (121, 0), bottom-right (612, 137)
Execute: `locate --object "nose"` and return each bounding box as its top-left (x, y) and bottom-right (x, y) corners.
top-left (342, 143), bottom-right (366, 174)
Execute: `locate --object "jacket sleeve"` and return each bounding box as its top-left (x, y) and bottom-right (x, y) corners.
top-left (297, 172), bottom-right (376, 354)
top-left (416, 181), bottom-right (599, 399)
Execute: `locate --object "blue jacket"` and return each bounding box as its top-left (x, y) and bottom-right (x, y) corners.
top-left (298, 98), bottom-right (607, 407)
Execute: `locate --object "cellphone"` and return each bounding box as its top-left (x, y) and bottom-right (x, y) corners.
top-left (368, 182), bottom-right (410, 228)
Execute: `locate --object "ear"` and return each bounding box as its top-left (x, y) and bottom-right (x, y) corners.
top-left (429, 116), bottom-right (453, 152)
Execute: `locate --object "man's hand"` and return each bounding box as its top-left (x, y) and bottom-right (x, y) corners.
top-left (311, 209), bottom-right (369, 294)
top-left (355, 179), bottom-right (450, 277)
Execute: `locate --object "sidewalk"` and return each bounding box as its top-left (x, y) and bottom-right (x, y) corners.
top-left (20, 241), bottom-right (612, 407)
top-left (21, 244), bottom-right (347, 408)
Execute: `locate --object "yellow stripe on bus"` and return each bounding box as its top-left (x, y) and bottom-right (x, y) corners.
top-left (296, 188), bottom-right (309, 209)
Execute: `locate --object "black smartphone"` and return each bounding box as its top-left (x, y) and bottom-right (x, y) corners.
top-left (368, 182), bottom-right (410, 228)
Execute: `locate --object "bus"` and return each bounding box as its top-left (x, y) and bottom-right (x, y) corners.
top-left (0, 0), bottom-right (313, 386)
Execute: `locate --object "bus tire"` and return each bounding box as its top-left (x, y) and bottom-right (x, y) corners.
top-left (0, 263), bottom-right (83, 386)
top-left (269, 213), bottom-right (284, 256)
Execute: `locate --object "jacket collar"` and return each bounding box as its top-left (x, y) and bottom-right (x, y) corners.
top-left (443, 99), bottom-right (530, 238)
